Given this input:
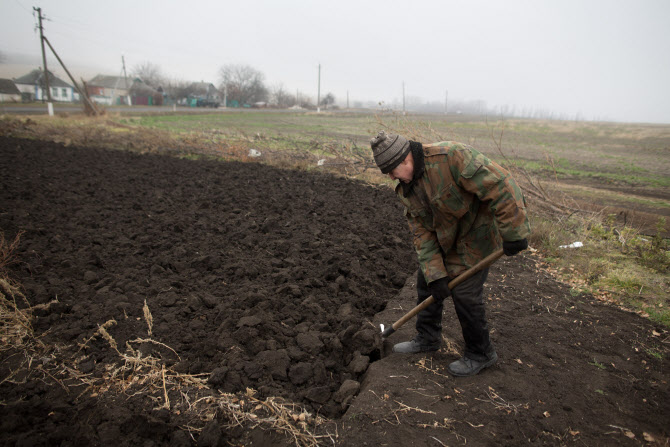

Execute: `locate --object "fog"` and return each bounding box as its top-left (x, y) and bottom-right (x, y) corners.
top-left (1, 0), bottom-right (669, 123)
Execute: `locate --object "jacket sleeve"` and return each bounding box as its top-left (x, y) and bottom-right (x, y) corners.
top-left (454, 149), bottom-right (531, 242)
top-left (404, 207), bottom-right (449, 283)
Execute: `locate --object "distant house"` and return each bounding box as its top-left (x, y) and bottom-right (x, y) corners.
top-left (185, 81), bottom-right (221, 107)
top-left (13, 69), bottom-right (79, 102)
top-left (129, 79), bottom-right (163, 106)
top-left (0, 78), bottom-right (21, 102)
top-left (86, 74), bottom-right (132, 105)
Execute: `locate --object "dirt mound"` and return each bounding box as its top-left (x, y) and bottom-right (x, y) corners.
top-left (1, 136), bottom-right (668, 446)
top-left (0, 136), bottom-right (415, 444)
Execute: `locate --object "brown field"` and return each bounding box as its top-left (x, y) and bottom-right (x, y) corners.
top-left (1, 111), bottom-right (669, 445)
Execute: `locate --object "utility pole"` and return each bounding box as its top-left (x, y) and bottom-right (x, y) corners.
top-left (30, 7), bottom-right (98, 115)
top-left (122, 56), bottom-right (128, 81)
top-left (402, 81), bottom-right (405, 114)
top-left (317, 64), bottom-right (321, 113)
top-left (122, 55), bottom-right (131, 106)
top-left (41, 36), bottom-right (99, 115)
top-left (34, 7), bottom-right (53, 114)
top-left (347, 90), bottom-right (349, 109)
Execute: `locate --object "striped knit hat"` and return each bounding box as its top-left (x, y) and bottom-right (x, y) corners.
top-left (370, 131), bottom-right (411, 174)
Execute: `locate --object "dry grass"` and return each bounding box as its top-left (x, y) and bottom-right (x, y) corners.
top-left (474, 386), bottom-right (529, 414)
top-left (0, 231), bottom-right (33, 353)
top-left (143, 299), bottom-right (153, 337)
top-left (0, 115), bottom-right (255, 161)
top-left (0, 278), bottom-right (32, 355)
top-left (74, 305), bottom-right (336, 446)
top-left (528, 210), bottom-right (670, 326)
top-left (367, 389), bottom-right (467, 444)
top-left (0, 226), bottom-right (334, 445)
top-left (415, 357), bottom-right (451, 378)
top-left (195, 388), bottom-right (336, 447)
top-left (5, 312), bottom-right (334, 446)
top-left (0, 231), bottom-right (54, 390)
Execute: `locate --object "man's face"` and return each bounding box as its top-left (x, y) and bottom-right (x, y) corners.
top-left (388, 155), bottom-right (414, 183)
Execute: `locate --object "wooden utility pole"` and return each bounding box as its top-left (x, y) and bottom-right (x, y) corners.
top-left (42, 36), bottom-right (100, 115)
top-left (122, 55), bottom-right (129, 82)
top-left (33, 7), bottom-right (52, 103)
top-left (32, 8), bottom-right (99, 115)
top-left (122, 55), bottom-right (131, 106)
top-left (317, 64), bottom-right (321, 113)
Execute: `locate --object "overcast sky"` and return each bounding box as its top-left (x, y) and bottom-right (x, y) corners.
top-left (1, 0), bottom-right (669, 123)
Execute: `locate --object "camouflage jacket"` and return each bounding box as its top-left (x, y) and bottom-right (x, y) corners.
top-left (396, 142), bottom-right (530, 282)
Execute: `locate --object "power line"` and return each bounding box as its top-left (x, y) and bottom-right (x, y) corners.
top-left (42, 12), bottom-right (90, 30)
top-left (42, 21), bottom-right (215, 73)
top-left (13, 0), bottom-right (32, 14)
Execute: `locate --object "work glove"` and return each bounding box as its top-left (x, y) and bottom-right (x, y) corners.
top-left (503, 238), bottom-right (528, 256)
top-left (428, 277), bottom-right (452, 304)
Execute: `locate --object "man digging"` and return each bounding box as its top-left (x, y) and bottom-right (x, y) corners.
top-left (371, 131), bottom-right (530, 376)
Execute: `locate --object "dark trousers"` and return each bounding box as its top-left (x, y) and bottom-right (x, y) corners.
top-left (416, 268), bottom-right (493, 361)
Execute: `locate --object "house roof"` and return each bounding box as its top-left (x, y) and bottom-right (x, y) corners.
top-left (189, 81), bottom-right (220, 95)
top-left (129, 80), bottom-right (160, 95)
top-left (14, 69), bottom-right (73, 88)
top-left (87, 74), bottom-right (133, 90)
top-left (0, 78), bottom-right (21, 95)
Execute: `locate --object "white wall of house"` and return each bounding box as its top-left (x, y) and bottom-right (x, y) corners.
top-left (90, 95), bottom-right (113, 105)
top-left (90, 89), bottom-right (130, 105)
top-left (15, 84), bottom-right (78, 102)
top-left (0, 93), bottom-right (22, 102)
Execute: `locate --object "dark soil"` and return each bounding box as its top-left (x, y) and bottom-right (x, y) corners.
top-left (0, 136), bottom-right (668, 446)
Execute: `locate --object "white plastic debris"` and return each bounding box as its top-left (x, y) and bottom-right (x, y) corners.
top-left (380, 324), bottom-right (385, 333)
top-left (317, 159), bottom-right (326, 166)
top-left (559, 241), bottom-right (583, 249)
top-left (248, 149), bottom-right (262, 157)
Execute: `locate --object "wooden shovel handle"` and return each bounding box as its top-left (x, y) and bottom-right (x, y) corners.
top-left (382, 249), bottom-right (504, 338)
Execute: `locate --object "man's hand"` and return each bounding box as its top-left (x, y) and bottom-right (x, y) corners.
top-left (428, 277), bottom-right (452, 303)
top-left (503, 238), bottom-right (528, 256)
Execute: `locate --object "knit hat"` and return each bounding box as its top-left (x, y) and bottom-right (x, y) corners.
top-left (370, 131), bottom-right (411, 174)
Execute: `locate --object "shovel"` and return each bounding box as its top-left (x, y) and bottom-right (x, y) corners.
top-left (381, 249), bottom-right (504, 338)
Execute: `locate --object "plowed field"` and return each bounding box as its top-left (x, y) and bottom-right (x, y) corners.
top-left (0, 137), bottom-right (668, 446)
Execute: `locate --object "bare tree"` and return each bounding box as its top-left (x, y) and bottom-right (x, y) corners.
top-left (162, 78), bottom-right (192, 102)
top-left (270, 83), bottom-right (295, 108)
top-left (218, 64), bottom-right (268, 105)
top-left (320, 92), bottom-right (336, 108)
top-left (131, 61), bottom-right (165, 88)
